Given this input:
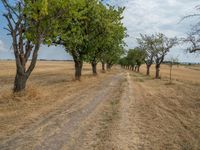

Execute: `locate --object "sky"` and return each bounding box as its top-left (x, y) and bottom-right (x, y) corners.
top-left (0, 0), bottom-right (200, 63)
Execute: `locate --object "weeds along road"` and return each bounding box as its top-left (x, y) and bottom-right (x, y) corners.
top-left (0, 68), bottom-right (199, 150)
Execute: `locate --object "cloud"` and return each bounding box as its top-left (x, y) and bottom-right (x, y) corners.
top-left (109, 0), bottom-right (200, 62)
top-left (0, 0), bottom-right (199, 62)
top-left (122, 0), bottom-right (199, 40)
top-left (0, 40), bottom-right (6, 52)
top-left (99, 0), bottom-right (199, 41)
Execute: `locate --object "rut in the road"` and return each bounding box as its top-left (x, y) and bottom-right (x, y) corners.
top-left (109, 72), bottom-right (143, 150)
top-left (70, 72), bottom-right (140, 150)
top-left (0, 73), bottom-right (124, 150)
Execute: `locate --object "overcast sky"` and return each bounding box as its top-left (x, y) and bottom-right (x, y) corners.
top-left (0, 0), bottom-right (200, 62)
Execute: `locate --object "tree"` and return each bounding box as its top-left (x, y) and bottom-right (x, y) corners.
top-left (143, 33), bottom-right (177, 79)
top-left (154, 34), bottom-right (177, 78)
top-left (83, 2), bottom-right (110, 75)
top-left (1, 0), bottom-right (60, 92)
top-left (167, 56), bottom-right (179, 83)
top-left (127, 48), bottom-right (145, 72)
top-left (106, 45), bottom-right (125, 70)
top-left (52, 0), bottom-right (91, 80)
top-left (137, 34), bottom-right (156, 75)
top-left (182, 33), bottom-right (200, 53)
top-left (119, 57), bottom-right (129, 69)
top-left (182, 5), bottom-right (200, 53)
top-left (126, 52), bottom-right (136, 71)
top-left (51, 0), bottom-right (126, 78)
top-left (84, 4), bottom-right (126, 73)
top-left (102, 6), bottom-right (126, 70)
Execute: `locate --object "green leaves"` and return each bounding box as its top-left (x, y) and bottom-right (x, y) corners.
top-left (21, 0), bottom-right (67, 44)
top-left (126, 48), bottom-right (145, 66)
top-left (18, 0), bottom-right (127, 64)
top-left (50, 0), bottom-right (126, 65)
top-left (24, 0), bottom-right (48, 21)
top-left (137, 33), bottom-right (178, 68)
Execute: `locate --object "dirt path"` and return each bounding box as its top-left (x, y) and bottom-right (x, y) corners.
top-left (110, 72), bottom-right (141, 149)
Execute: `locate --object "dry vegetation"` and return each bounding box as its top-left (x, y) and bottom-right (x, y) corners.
top-left (0, 61), bottom-right (200, 149)
top-left (0, 61), bottom-right (107, 140)
top-left (128, 71), bottom-right (200, 149)
top-left (140, 64), bottom-right (200, 84)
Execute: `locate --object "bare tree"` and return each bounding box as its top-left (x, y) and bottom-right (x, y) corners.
top-left (137, 34), bottom-right (155, 76)
top-left (182, 5), bottom-right (200, 53)
top-left (167, 56), bottom-right (179, 83)
top-left (2, 0), bottom-right (39, 92)
top-left (183, 33), bottom-right (200, 53)
top-left (1, 0), bottom-right (56, 92)
top-left (153, 33), bottom-right (178, 79)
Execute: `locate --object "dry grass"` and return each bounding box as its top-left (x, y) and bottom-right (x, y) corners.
top-left (140, 64), bottom-right (200, 85)
top-left (116, 71), bottom-right (200, 150)
top-left (0, 61), bottom-right (199, 149)
top-left (0, 60), bottom-right (107, 141)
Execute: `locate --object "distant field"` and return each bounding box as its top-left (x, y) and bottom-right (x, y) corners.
top-left (0, 61), bottom-right (199, 149)
top-left (0, 61), bottom-right (94, 89)
top-left (140, 64), bottom-right (200, 84)
top-left (0, 61), bottom-right (199, 85)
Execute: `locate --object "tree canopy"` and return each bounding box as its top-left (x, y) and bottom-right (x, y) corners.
top-left (51, 0), bottom-right (126, 78)
top-left (1, 0), bottom-right (64, 92)
top-left (2, 0), bottom-right (127, 91)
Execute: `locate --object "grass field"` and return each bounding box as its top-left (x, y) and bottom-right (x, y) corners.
top-left (140, 64), bottom-right (200, 84)
top-left (0, 61), bottom-right (199, 149)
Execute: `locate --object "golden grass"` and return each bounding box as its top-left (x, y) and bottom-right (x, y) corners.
top-left (140, 64), bottom-right (200, 84)
top-left (127, 71), bottom-right (200, 149)
top-left (0, 61), bottom-right (106, 140)
top-left (0, 61), bottom-right (199, 149)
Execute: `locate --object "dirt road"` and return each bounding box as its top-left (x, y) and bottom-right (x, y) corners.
top-left (0, 67), bottom-right (199, 150)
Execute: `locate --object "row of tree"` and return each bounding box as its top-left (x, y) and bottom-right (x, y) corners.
top-left (1, 0), bottom-right (126, 92)
top-left (119, 4), bottom-right (200, 78)
top-left (119, 33), bottom-right (178, 79)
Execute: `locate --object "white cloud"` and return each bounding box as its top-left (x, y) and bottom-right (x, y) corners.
top-left (111, 0), bottom-right (200, 62)
top-left (121, 0), bottom-right (199, 42)
top-left (0, 0), bottom-right (199, 62)
top-left (0, 40), bottom-right (6, 52)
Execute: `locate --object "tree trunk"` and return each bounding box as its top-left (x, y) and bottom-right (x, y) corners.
top-left (107, 63), bottom-right (111, 70)
top-left (102, 62), bottom-right (105, 72)
top-left (170, 65), bottom-right (172, 83)
top-left (137, 66), bottom-right (140, 72)
top-left (91, 61), bottom-right (97, 75)
top-left (155, 64), bottom-right (160, 79)
top-left (134, 66), bottom-right (137, 71)
top-left (14, 72), bottom-right (27, 92)
top-left (13, 42), bottom-right (40, 92)
top-left (146, 65), bottom-right (151, 76)
top-left (107, 62), bottom-right (113, 70)
top-left (74, 60), bottom-right (83, 80)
